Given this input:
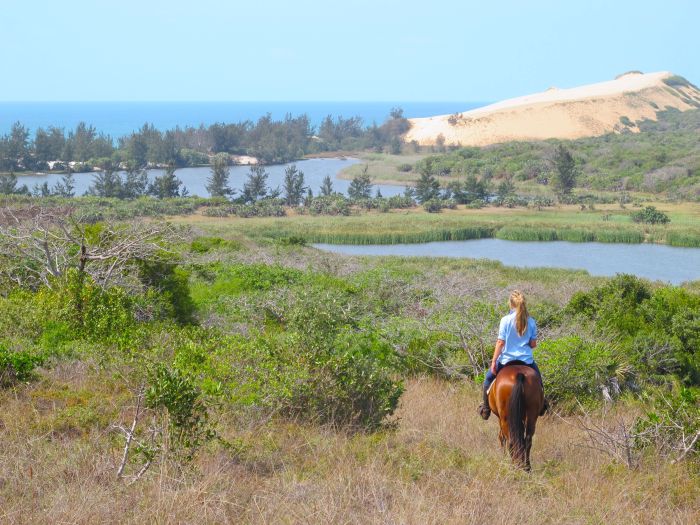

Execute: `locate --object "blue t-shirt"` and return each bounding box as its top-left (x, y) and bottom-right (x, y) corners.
top-left (497, 310), bottom-right (537, 365)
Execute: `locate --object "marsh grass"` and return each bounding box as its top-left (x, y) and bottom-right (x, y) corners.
top-left (189, 208), bottom-right (699, 247)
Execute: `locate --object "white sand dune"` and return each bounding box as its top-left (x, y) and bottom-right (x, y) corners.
top-left (405, 71), bottom-right (700, 146)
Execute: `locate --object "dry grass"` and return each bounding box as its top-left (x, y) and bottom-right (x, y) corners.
top-left (1, 365), bottom-right (698, 524)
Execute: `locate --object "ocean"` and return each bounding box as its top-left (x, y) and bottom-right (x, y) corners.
top-left (0, 101), bottom-right (485, 138)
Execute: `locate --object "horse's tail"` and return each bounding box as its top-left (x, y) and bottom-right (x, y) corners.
top-left (508, 372), bottom-right (526, 459)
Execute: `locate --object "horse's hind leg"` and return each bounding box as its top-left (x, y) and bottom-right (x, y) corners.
top-left (524, 416), bottom-right (537, 471)
top-left (498, 418), bottom-right (509, 453)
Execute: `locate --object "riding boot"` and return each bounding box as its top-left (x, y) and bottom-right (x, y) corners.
top-left (541, 396), bottom-right (550, 416)
top-left (477, 382), bottom-right (491, 420)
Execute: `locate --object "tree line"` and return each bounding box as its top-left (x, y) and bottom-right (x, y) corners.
top-left (0, 109), bottom-right (411, 172)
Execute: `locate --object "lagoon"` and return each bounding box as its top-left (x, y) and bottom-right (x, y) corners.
top-left (313, 238), bottom-right (700, 284)
top-left (15, 157), bottom-right (408, 198)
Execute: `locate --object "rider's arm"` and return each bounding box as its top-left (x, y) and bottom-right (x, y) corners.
top-left (490, 339), bottom-right (505, 373)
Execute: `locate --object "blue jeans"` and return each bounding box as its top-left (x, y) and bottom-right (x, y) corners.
top-left (483, 360), bottom-right (543, 392)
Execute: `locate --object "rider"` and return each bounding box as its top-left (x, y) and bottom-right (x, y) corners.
top-left (478, 290), bottom-right (548, 420)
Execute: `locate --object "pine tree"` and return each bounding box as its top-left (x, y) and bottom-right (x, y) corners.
top-left (415, 172), bottom-right (440, 204)
top-left (88, 163), bottom-right (123, 198)
top-left (123, 166), bottom-right (148, 198)
top-left (148, 164), bottom-right (183, 199)
top-left (242, 165), bottom-right (269, 202)
top-left (52, 170), bottom-right (75, 197)
top-left (320, 175), bottom-right (334, 196)
top-left (347, 165), bottom-right (373, 200)
top-left (282, 164), bottom-right (306, 206)
top-left (206, 154), bottom-right (233, 198)
top-left (553, 144), bottom-right (577, 198)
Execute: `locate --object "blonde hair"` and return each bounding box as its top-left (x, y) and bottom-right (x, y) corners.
top-left (510, 290), bottom-right (529, 336)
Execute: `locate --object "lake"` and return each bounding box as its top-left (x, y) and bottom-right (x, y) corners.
top-left (313, 239), bottom-right (700, 284)
top-left (15, 157), bottom-right (408, 198)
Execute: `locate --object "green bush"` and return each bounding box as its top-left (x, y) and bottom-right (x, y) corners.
top-left (634, 387), bottom-right (700, 461)
top-left (423, 199), bottom-right (443, 213)
top-left (538, 336), bottom-right (631, 405)
top-left (0, 342), bottom-right (43, 386)
top-left (190, 236), bottom-right (241, 253)
top-left (630, 206), bottom-right (670, 224)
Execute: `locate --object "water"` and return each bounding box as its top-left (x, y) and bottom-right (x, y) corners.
top-left (313, 239), bottom-right (700, 284)
top-left (0, 101), bottom-right (485, 137)
top-left (15, 157), bottom-right (408, 198)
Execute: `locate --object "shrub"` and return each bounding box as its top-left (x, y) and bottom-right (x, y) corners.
top-left (397, 163), bottom-right (413, 172)
top-left (306, 195), bottom-right (351, 216)
top-left (202, 206), bottom-right (229, 217)
top-left (634, 387), bottom-right (700, 461)
top-left (0, 342), bottom-right (43, 386)
top-left (423, 199), bottom-right (443, 213)
top-left (537, 336), bottom-right (632, 405)
top-left (190, 236), bottom-right (240, 254)
top-left (630, 206), bottom-right (670, 224)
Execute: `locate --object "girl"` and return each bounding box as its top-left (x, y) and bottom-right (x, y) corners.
top-left (477, 290), bottom-right (547, 420)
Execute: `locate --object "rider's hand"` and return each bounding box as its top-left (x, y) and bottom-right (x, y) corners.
top-left (490, 361), bottom-right (498, 375)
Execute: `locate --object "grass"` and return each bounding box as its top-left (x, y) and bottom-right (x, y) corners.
top-left (1, 368), bottom-right (697, 523)
top-left (172, 201), bottom-right (700, 247)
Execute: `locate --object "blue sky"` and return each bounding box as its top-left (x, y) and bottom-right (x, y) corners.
top-left (2, 0), bottom-right (698, 101)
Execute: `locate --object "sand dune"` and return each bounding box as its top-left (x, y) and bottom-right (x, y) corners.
top-left (405, 71), bottom-right (700, 146)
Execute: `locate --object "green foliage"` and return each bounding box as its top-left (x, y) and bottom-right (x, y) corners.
top-left (566, 275), bottom-right (700, 384)
top-left (348, 165), bottom-right (373, 200)
top-left (138, 261), bottom-right (196, 325)
top-left (189, 236), bottom-right (241, 253)
top-left (415, 172), bottom-right (441, 204)
top-left (282, 164), bottom-right (306, 206)
top-left (538, 336), bottom-right (630, 404)
top-left (634, 387), bottom-right (700, 460)
top-left (0, 342), bottom-right (43, 386)
top-left (423, 199), bottom-right (444, 213)
top-left (146, 364), bottom-right (214, 456)
top-left (206, 154), bottom-right (233, 198)
top-left (630, 206), bottom-right (670, 224)
top-left (553, 144), bottom-right (577, 197)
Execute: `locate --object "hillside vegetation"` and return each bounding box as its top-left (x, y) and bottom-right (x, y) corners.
top-left (0, 210), bottom-right (698, 523)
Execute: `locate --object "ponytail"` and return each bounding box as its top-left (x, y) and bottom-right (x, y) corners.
top-left (510, 291), bottom-right (529, 337)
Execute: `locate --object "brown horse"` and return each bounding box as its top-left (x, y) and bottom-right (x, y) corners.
top-left (488, 364), bottom-right (544, 470)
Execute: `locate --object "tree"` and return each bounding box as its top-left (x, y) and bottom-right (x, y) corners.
top-left (552, 144), bottom-right (577, 198)
top-left (347, 165), bottom-right (373, 200)
top-left (242, 165), bottom-right (269, 202)
top-left (31, 182), bottom-right (51, 197)
top-left (0, 173), bottom-right (29, 195)
top-left (52, 170), bottom-right (75, 198)
top-left (206, 154), bottom-right (233, 198)
top-left (415, 172), bottom-right (441, 204)
top-left (148, 164), bottom-right (183, 199)
top-left (123, 165), bottom-right (148, 199)
top-left (282, 164), bottom-right (306, 206)
top-left (88, 162), bottom-right (123, 198)
top-left (320, 175), bottom-right (334, 196)
top-left (496, 178), bottom-right (515, 201)
top-left (0, 206), bottom-right (180, 291)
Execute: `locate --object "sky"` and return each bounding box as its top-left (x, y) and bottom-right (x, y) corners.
top-left (1, 0), bottom-right (698, 102)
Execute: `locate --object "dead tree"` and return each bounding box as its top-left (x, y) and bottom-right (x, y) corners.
top-left (0, 205), bottom-right (183, 291)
